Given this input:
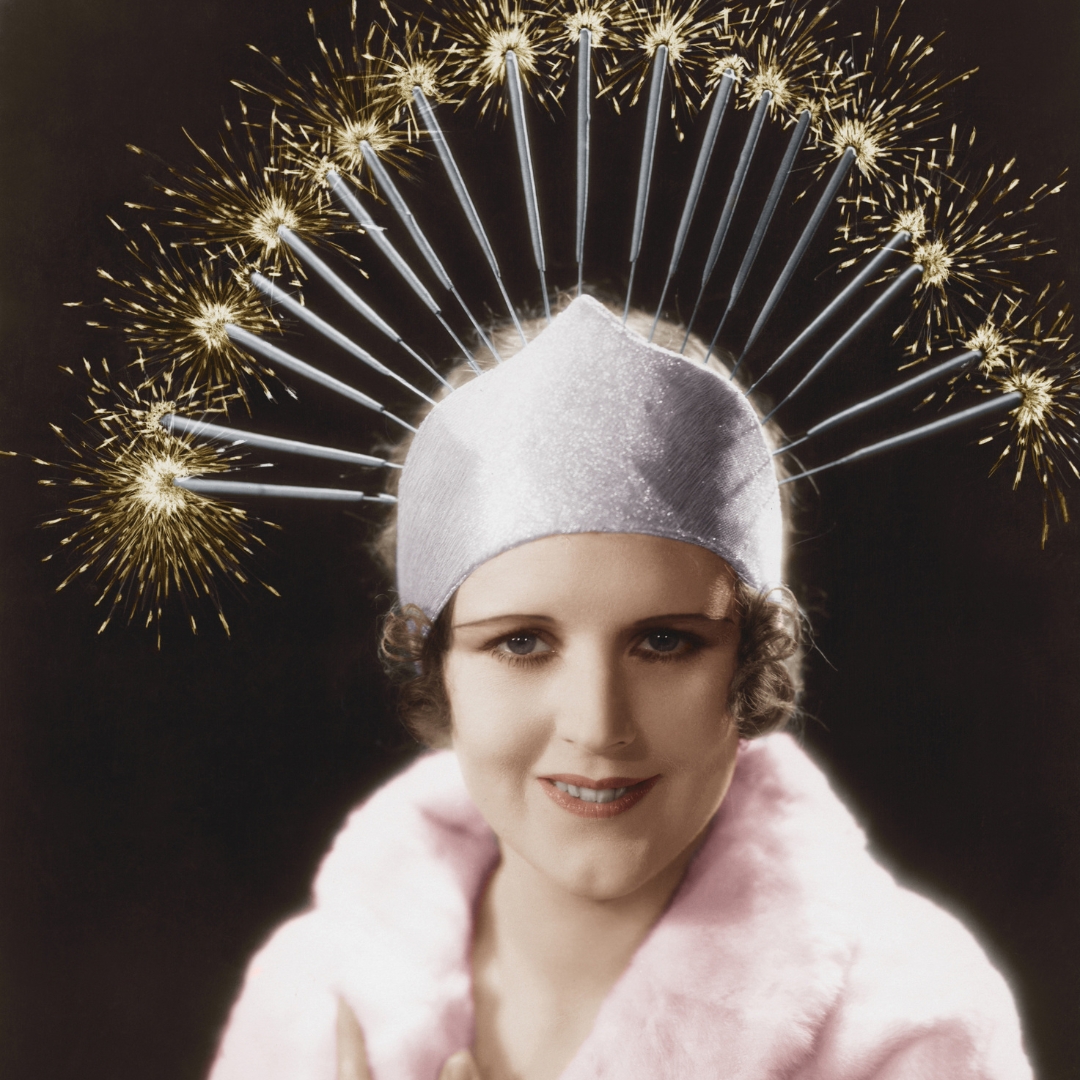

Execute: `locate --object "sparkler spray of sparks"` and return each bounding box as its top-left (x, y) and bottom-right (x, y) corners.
top-left (971, 296), bottom-right (1079, 542)
top-left (739, 4), bottom-right (977, 362)
top-left (140, 104), bottom-right (354, 279)
top-left (94, 224), bottom-right (282, 406)
top-left (32, 363), bottom-right (275, 645)
top-left (606, 0), bottom-right (725, 128)
top-left (236, 8), bottom-right (417, 189)
top-left (877, 153), bottom-right (1065, 363)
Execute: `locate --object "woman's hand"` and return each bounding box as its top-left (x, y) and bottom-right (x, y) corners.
top-left (336, 997), bottom-right (482, 1080)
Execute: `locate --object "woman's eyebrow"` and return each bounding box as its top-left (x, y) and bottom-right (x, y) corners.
top-left (451, 613), bottom-right (556, 630)
top-left (632, 612), bottom-right (733, 626)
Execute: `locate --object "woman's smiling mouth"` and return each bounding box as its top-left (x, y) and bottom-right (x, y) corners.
top-left (539, 775), bottom-right (660, 818)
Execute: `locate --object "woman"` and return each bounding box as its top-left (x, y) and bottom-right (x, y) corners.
top-left (207, 297), bottom-right (1030, 1079)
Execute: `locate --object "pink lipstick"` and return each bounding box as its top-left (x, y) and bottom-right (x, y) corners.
top-left (539, 774), bottom-right (660, 818)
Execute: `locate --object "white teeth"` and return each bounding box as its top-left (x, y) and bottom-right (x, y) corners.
top-left (551, 781), bottom-right (631, 802)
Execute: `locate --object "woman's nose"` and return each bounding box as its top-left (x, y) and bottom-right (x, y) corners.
top-left (551, 647), bottom-right (636, 753)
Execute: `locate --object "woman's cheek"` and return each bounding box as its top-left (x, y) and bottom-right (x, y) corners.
top-left (448, 657), bottom-right (549, 802)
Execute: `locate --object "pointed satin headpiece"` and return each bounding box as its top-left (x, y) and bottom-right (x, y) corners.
top-left (396, 296), bottom-right (782, 618)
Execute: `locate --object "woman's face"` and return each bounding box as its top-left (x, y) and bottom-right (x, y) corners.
top-left (445, 532), bottom-right (742, 902)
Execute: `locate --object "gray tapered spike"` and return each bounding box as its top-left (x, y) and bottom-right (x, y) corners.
top-left (225, 324), bottom-right (415, 432)
top-left (624, 45), bottom-right (668, 322)
top-left (762, 263), bottom-right (924, 422)
top-left (681, 91), bottom-right (773, 348)
top-left (739, 146), bottom-right (856, 360)
top-left (575, 28), bottom-right (592, 296)
top-left (277, 226), bottom-right (451, 390)
top-left (505, 51), bottom-right (550, 321)
top-left (779, 392), bottom-right (1022, 484)
top-left (748, 230), bottom-right (910, 393)
top-left (774, 349), bottom-right (981, 455)
top-left (651, 68), bottom-right (735, 339)
top-left (250, 273), bottom-right (435, 405)
top-left (718, 109), bottom-right (811, 372)
top-left (161, 414), bottom-right (401, 469)
top-left (413, 88), bottom-right (526, 342)
top-left (175, 477), bottom-right (397, 503)
top-left (328, 171), bottom-right (478, 369)
top-left (362, 141), bottom-right (501, 362)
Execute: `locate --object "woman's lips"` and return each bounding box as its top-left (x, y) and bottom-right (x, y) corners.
top-left (539, 774), bottom-right (660, 818)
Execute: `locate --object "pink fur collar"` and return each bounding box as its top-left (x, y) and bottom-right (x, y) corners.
top-left (210, 735), bottom-right (1030, 1079)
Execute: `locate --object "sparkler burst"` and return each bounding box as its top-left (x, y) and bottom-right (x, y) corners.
top-left (543, 0), bottom-right (624, 92)
top-left (980, 344), bottom-right (1080, 542)
top-left (850, 147), bottom-right (1065, 363)
top-left (365, 14), bottom-right (452, 137)
top-left (94, 225), bottom-right (282, 405)
top-left (142, 104), bottom-right (353, 278)
top-left (437, 0), bottom-right (557, 117)
top-left (236, 10), bottom-right (417, 187)
top-left (559, 0), bottom-right (621, 48)
top-left (34, 364), bottom-right (275, 644)
top-left (738, 2), bottom-right (834, 122)
top-left (814, 3), bottom-right (977, 230)
top-left (606, 0), bottom-right (731, 128)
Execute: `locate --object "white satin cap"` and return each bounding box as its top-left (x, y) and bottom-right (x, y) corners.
top-left (396, 296), bottom-right (783, 618)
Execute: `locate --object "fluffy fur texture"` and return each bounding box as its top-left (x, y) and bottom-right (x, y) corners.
top-left (208, 736), bottom-right (1031, 1079)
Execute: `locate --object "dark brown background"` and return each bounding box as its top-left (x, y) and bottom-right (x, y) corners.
top-left (1, 1), bottom-right (1077, 1077)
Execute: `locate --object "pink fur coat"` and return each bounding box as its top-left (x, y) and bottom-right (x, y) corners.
top-left (208, 735), bottom-right (1031, 1079)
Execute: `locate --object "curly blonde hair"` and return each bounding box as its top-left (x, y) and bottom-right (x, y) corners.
top-left (372, 292), bottom-right (803, 748)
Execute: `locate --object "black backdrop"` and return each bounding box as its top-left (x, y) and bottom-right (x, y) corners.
top-left (0, 1), bottom-right (1077, 1077)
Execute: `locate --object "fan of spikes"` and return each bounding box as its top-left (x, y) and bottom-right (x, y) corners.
top-left (19, 0), bottom-right (1075, 639)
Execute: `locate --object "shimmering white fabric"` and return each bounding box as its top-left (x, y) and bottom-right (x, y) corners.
top-left (396, 296), bottom-right (782, 617)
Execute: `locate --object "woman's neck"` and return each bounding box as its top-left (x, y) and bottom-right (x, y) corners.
top-left (470, 838), bottom-right (702, 1080)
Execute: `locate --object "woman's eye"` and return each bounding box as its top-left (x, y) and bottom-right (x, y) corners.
top-left (638, 630), bottom-right (698, 659)
top-left (496, 633), bottom-right (550, 658)
top-left (644, 630), bottom-right (682, 653)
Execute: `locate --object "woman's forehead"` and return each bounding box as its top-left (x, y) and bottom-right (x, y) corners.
top-left (453, 533), bottom-right (737, 622)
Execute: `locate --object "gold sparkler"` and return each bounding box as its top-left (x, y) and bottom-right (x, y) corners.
top-left (34, 364), bottom-right (275, 644)
top-left (814, 3), bottom-right (977, 232)
top-left (738, 2), bottom-right (834, 123)
top-left (237, 10), bottom-right (418, 186)
top-left (92, 224), bottom-right (282, 406)
top-left (544, 0), bottom-right (623, 91)
top-left (606, 0), bottom-right (730, 130)
top-left (880, 151), bottom-right (1065, 362)
top-left (142, 103), bottom-right (353, 278)
top-left (437, 0), bottom-right (558, 118)
top-left (979, 329), bottom-right (1080, 542)
top-left (366, 15), bottom-right (453, 138)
